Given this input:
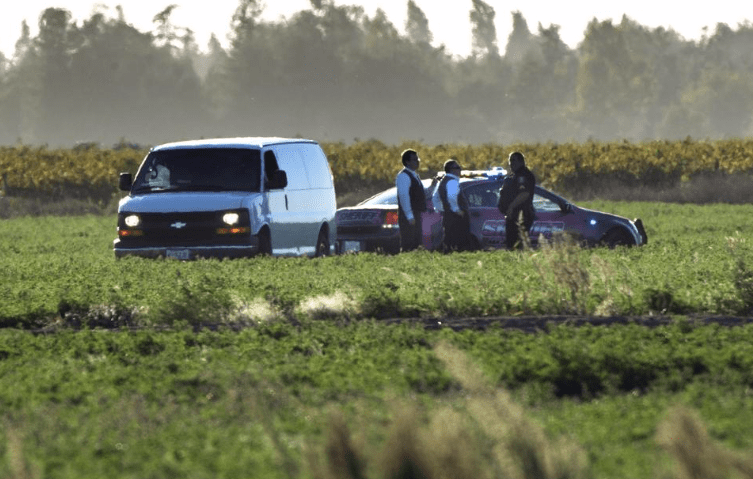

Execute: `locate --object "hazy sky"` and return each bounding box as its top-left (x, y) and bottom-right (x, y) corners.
top-left (2, 0), bottom-right (752, 59)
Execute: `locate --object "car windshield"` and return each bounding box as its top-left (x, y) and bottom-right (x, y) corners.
top-left (132, 148), bottom-right (262, 193)
top-left (360, 179), bottom-right (434, 206)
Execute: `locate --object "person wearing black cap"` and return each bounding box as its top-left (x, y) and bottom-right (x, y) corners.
top-left (432, 159), bottom-right (472, 252)
top-left (498, 151), bottom-right (536, 250)
top-left (395, 148), bottom-right (427, 252)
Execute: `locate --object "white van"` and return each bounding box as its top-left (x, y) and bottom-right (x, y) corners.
top-left (114, 137), bottom-right (337, 259)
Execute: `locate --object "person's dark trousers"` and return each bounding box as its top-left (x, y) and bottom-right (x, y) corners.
top-left (505, 210), bottom-right (533, 250)
top-left (505, 214), bottom-right (520, 250)
top-left (443, 213), bottom-right (471, 252)
top-left (399, 216), bottom-right (423, 252)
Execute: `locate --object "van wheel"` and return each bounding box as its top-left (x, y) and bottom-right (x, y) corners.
top-left (315, 228), bottom-right (330, 257)
top-left (257, 228), bottom-right (272, 256)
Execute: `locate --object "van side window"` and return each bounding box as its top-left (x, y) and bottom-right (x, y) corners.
top-left (299, 144), bottom-right (333, 189)
top-left (264, 151), bottom-right (280, 188)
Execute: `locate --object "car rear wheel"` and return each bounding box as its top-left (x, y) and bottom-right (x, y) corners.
top-left (601, 228), bottom-right (635, 248)
top-left (315, 227), bottom-right (330, 257)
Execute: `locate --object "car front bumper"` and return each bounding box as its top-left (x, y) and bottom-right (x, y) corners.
top-left (335, 235), bottom-right (401, 254)
top-left (633, 218), bottom-right (648, 245)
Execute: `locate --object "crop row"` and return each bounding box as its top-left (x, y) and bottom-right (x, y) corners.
top-left (2, 201), bottom-right (753, 328)
top-left (2, 138), bottom-right (753, 200)
top-left (2, 318), bottom-right (753, 478)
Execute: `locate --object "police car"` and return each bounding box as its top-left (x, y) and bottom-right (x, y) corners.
top-left (335, 167), bottom-right (647, 253)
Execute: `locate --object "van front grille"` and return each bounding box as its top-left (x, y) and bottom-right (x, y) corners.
top-left (118, 211), bottom-right (250, 246)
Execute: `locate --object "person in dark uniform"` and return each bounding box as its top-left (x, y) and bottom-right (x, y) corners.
top-left (432, 159), bottom-right (473, 252)
top-left (395, 148), bottom-right (427, 252)
top-left (498, 151), bottom-right (536, 250)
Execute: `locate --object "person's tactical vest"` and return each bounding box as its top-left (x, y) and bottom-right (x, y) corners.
top-left (438, 175), bottom-right (468, 214)
top-left (497, 174), bottom-right (517, 213)
top-left (398, 169), bottom-right (426, 221)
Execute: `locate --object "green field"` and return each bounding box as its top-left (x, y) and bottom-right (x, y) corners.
top-left (2, 200), bottom-right (753, 478)
top-left (2, 201), bottom-right (752, 325)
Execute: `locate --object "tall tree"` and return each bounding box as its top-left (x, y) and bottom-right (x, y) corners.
top-left (153, 5), bottom-right (180, 50)
top-left (573, 16), bottom-right (674, 139)
top-left (672, 23), bottom-right (753, 138)
top-left (13, 21), bottom-right (34, 61)
top-left (229, 0), bottom-right (265, 48)
top-left (405, 0), bottom-right (432, 46)
top-left (470, 0), bottom-right (499, 58)
top-left (35, 8), bottom-right (82, 144)
top-left (0, 52), bottom-right (11, 141)
top-left (504, 11), bottom-right (536, 63)
top-left (503, 23), bottom-right (578, 140)
top-left (222, 0), bottom-right (275, 133)
top-left (200, 34), bottom-right (231, 119)
top-left (0, 21), bottom-right (38, 143)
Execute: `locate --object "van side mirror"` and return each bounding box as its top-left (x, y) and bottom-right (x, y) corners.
top-left (119, 172), bottom-right (133, 191)
top-left (267, 170), bottom-right (288, 190)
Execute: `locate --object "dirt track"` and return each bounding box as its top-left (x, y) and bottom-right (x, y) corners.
top-left (23, 313), bottom-right (753, 334)
top-left (381, 315), bottom-right (753, 333)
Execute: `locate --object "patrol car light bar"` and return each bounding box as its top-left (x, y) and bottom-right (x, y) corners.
top-left (435, 167), bottom-right (507, 180)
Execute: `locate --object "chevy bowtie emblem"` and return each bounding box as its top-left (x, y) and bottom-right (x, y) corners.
top-left (171, 221), bottom-right (187, 229)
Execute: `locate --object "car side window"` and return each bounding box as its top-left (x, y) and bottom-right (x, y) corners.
top-left (463, 183), bottom-right (500, 207)
top-left (533, 193), bottom-right (561, 212)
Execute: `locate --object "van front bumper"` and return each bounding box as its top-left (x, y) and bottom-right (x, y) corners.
top-left (113, 238), bottom-right (260, 260)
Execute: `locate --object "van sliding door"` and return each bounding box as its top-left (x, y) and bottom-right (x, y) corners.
top-left (270, 145), bottom-right (318, 255)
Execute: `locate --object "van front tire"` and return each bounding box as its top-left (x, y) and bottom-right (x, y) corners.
top-left (315, 227), bottom-right (330, 257)
top-left (257, 228), bottom-right (272, 256)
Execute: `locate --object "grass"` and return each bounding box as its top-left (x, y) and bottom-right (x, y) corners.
top-left (1, 197), bottom-right (753, 478)
top-left (3, 324), bottom-right (753, 478)
top-left (2, 200), bottom-right (753, 328)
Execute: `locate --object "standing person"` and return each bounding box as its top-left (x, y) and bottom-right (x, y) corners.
top-left (395, 148), bottom-right (427, 252)
top-left (498, 151), bottom-right (536, 250)
top-left (432, 159), bottom-right (472, 252)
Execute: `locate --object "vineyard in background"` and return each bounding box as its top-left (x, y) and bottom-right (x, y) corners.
top-left (2, 138), bottom-right (753, 204)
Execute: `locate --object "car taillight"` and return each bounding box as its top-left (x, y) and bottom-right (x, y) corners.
top-left (384, 211), bottom-right (399, 226)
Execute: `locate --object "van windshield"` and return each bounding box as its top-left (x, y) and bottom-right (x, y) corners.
top-left (132, 148), bottom-right (262, 193)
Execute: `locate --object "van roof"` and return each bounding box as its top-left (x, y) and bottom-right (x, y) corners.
top-left (152, 137), bottom-right (317, 151)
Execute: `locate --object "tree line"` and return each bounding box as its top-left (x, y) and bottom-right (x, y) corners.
top-left (1, 0), bottom-right (752, 147)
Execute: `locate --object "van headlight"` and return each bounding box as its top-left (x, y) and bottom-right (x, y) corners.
top-left (223, 212), bottom-right (240, 225)
top-left (124, 214), bottom-right (141, 227)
